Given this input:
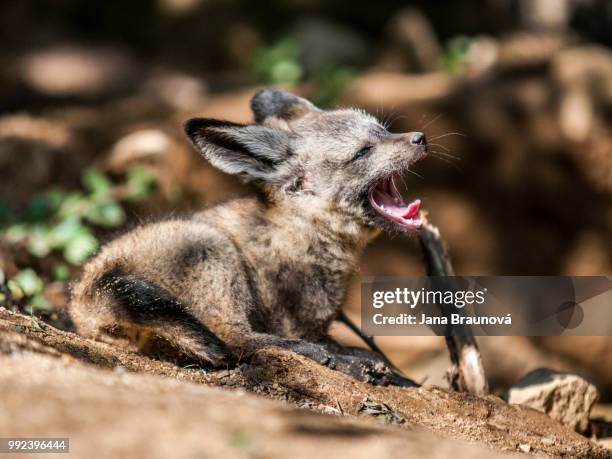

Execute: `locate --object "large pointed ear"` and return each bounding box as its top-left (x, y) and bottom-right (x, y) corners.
top-left (251, 88), bottom-right (320, 124)
top-left (184, 118), bottom-right (294, 182)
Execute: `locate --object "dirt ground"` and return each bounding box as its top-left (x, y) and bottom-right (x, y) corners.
top-left (0, 4), bottom-right (611, 457)
top-left (1, 308), bottom-right (609, 458)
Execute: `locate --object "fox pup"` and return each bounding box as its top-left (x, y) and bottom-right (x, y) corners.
top-left (70, 89), bottom-right (427, 386)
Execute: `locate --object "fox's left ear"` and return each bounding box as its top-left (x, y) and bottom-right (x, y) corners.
top-left (251, 88), bottom-right (320, 124)
top-left (184, 118), bottom-right (295, 183)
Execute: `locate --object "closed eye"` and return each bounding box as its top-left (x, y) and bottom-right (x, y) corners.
top-left (353, 146), bottom-right (373, 160)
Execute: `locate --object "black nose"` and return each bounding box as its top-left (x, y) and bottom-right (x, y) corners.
top-left (410, 132), bottom-right (426, 146)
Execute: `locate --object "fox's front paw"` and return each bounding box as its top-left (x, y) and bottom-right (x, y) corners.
top-left (281, 340), bottom-right (332, 365)
top-left (281, 340), bottom-right (416, 387)
top-left (326, 354), bottom-right (417, 387)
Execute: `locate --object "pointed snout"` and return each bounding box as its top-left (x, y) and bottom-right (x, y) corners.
top-left (390, 132), bottom-right (427, 150)
top-left (387, 131), bottom-right (428, 163)
top-left (409, 132), bottom-right (426, 146)
top-left (389, 132), bottom-right (427, 147)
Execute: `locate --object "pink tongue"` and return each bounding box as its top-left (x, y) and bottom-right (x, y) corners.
top-left (372, 189), bottom-right (421, 219)
top-left (402, 199), bottom-right (421, 218)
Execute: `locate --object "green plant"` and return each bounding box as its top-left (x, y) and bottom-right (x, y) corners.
top-left (312, 66), bottom-right (355, 107)
top-left (252, 38), bottom-right (303, 85)
top-left (7, 268), bottom-right (48, 310)
top-left (0, 166), bottom-right (157, 312)
top-left (439, 35), bottom-right (472, 76)
top-left (251, 37), bottom-right (354, 107)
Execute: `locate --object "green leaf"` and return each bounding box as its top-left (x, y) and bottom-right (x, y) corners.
top-left (252, 38), bottom-right (303, 85)
top-left (86, 201), bottom-right (125, 227)
top-left (49, 217), bottom-right (83, 248)
top-left (13, 268), bottom-right (44, 296)
top-left (7, 279), bottom-right (24, 299)
top-left (58, 192), bottom-right (90, 219)
top-left (24, 189), bottom-right (64, 222)
top-left (52, 263), bottom-right (70, 282)
top-left (30, 293), bottom-right (50, 310)
top-left (30, 314), bottom-right (43, 331)
top-left (125, 166), bottom-right (156, 201)
top-left (26, 225), bottom-right (53, 257)
top-left (63, 230), bottom-right (98, 265)
top-left (82, 168), bottom-right (113, 197)
top-left (270, 61), bottom-right (302, 85)
top-left (4, 224), bottom-right (28, 243)
top-left (439, 35), bottom-right (472, 76)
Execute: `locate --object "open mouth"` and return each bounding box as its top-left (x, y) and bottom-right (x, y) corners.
top-left (368, 175), bottom-right (422, 230)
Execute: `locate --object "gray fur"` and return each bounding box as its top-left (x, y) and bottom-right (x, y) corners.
top-left (69, 89), bottom-right (426, 385)
top-left (251, 88), bottom-right (319, 123)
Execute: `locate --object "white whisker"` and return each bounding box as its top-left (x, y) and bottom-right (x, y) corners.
top-left (405, 169), bottom-right (424, 180)
top-left (427, 142), bottom-right (450, 152)
top-left (429, 131), bottom-right (466, 141)
top-left (422, 113), bottom-right (441, 131)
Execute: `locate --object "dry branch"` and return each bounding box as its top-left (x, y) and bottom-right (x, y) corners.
top-left (418, 214), bottom-right (489, 396)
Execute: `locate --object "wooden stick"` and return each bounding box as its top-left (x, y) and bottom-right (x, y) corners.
top-left (418, 213), bottom-right (489, 396)
top-left (337, 213), bottom-right (487, 394)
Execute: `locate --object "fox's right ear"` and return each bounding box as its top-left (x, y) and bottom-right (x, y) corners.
top-left (184, 118), bottom-right (294, 183)
top-left (251, 88), bottom-right (319, 124)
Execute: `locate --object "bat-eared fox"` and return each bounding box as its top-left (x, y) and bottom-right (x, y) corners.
top-left (70, 88), bottom-right (427, 386)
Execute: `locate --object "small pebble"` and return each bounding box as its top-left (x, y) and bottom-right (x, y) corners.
top-left (114, 365), bottom-right (126, 375)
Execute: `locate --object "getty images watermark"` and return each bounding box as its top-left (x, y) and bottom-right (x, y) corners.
top-left (361, 276), bottom-right (612, 336)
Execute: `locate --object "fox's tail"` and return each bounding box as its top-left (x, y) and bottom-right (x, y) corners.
top-left (95, 266), bottom-right (230, 366)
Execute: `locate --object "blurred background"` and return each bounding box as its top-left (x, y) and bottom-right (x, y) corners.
top-left (0, 0), bottom-right (610, 398)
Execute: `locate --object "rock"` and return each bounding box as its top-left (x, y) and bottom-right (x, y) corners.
top-left (143, 71), bottom-right (208, 111)
top-left (341, 72), bottom-right (454, 108)
top-left (552, 45), bottom-right (612, 100)
top-left (517, 0), bottom-right (571, 30)
top-left (19, 44), bottom-right (137, 98)
top-left (541, 437), bottom-right (555, 446)
top-left (107, 129), bottom-right (171, 172)
top-left (463, 36), bottom-right (499, 77)
top-left (507, 368), bottom-right (599, 433)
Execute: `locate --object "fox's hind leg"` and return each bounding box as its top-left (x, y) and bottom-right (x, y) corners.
top-left (70, 267), bottom-right (230, 367)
